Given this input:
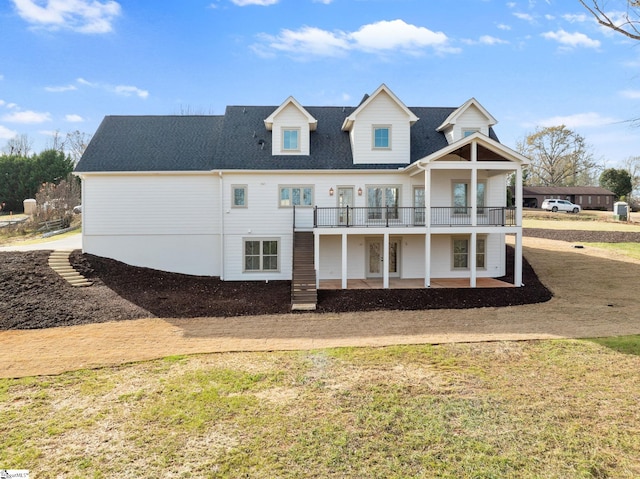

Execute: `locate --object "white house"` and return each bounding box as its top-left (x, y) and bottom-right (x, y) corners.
top-left (75, 84), bottom-right (528, 309)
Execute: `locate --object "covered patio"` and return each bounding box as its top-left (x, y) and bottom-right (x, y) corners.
top-left (319, 277), bottom-right (515, 290)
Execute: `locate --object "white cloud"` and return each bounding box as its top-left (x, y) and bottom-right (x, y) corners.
top-left (350, 20), bottom-right (449, 53)
top-left (497, 23), bottom-right (511, 31)
top-left (1, 110), bottom-right (52, 124)
top-left (65, 114), bottom-right (85, 122)
top-left (313, 0), bottom-right (333, 3)
top-left (0, 125), bottom-right (18, 139)
top-left (541, 29), bottom-right (600, 49)
top-left (231, 0), bottom-right (278, 5)
top-left (114, 85), bottom-right (149, 99)
top-left (259, 26), bottom-right (350, 57)
top-left (537, 112), bottom-right (617, 128)
top-left (562, 13), bottom-right (588, 23)
top-left (12, 0), bottom-right (121, 34)
top-left (513, 12), bottom-right (535, 22)
top-left (254, 19), bottom-right (455, 58)
top-left (45, 84), bottom-right (78, 92)
top-left (74, 77), bottom-right (148, 99)
top-left (620, 90), bottom-right (640, 99)
top-left (479, 35), bottom-right (508, 45)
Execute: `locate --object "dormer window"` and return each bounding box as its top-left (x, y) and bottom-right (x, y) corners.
top-left (373, 126), bottom-right (391, 149)
top-left (463, 128), bottom-right (479, 137)
top-left (283, 128), bottom-right (300, 151)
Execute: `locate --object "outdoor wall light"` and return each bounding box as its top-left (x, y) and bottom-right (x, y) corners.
top-left (329, 187), bottom-right (334, 196)
top-left (358, 187), bottom-right (363, 196)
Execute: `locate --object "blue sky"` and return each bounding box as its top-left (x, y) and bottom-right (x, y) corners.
top-left (1, 0), bottom-right (639, 166)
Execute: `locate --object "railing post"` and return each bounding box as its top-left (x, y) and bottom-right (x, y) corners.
top-left (346, 205), bottom-right (350, 227)
top-left (313, 206), bottom-right (317, 228)
top-left (386, 206), bottom-right (389, 227)
top-left (293, 204), bottom-right (296, 230)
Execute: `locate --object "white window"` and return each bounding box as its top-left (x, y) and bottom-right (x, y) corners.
top-left (231, 185), bottom-right (247, 208)
top-left (244, 238), bottom-right (279, 272)
top-left (367, 185), bottom-right (400, 220)
top-left (452, 236), bottom-right (486, 270)
top-left (453, 181), bottom-right (486, 213)
top-left (372, 126), bottom-right (391, 149)
top-left (413, 186), bottom-right (425, 225)
top-left (279, 185), bottom-right (313, 207)
top-left (282, 128), bottom-right (300, 151)
top-left (463, 128), bottom-right (480, 137)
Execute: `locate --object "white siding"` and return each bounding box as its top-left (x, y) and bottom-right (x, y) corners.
top-left (452, 104), bottom-right (491, 140)
top-left (82, 173), bottom-right (221, 276)
top-left (350, 91), bottom-right (412, 165)
top-left (430, 233), bottom-right (504, 278)
top-left (271, 104), bottom-right (311, 156)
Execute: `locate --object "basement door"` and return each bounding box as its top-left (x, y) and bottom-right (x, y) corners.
top-left (366, 238), bottom-right (400, 278)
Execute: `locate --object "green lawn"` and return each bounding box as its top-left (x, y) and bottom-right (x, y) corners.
top-left (2, 339), bottom-right (639, 478)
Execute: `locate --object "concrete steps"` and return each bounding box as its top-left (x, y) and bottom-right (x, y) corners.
top-left (48, 250), bottom-right (93, 287)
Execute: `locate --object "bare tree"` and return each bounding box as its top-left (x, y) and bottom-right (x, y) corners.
top-left (2, 134), bottom-right (33, 157)
top-left (579, 0), bottom-right (640, 40)
top-left (63, 130), bottom-right (92, 163)
top-left (518, 125), bottom-right (601, 186)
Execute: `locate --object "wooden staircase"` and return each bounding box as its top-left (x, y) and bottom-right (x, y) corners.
top-left (291, 231), bottom-right (317, 311)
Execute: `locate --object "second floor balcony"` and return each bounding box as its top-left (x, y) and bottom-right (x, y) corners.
top-left (309, 206), bottom-right (517, 228)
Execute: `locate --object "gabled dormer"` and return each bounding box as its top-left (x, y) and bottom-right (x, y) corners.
top-left (264, 96), bottom-right (317, 156)
top-left (341, 84), bottom-right (419, 165)
top-left (436, 98), bottom-right (497, 144)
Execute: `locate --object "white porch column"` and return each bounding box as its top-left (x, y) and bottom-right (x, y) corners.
top-left (383, 232), bottom-right (389, 289)
top-left (424, 168), bottom-right (431, 288)
top-left (341, 233), bottom-right (348, 289)
top-left (515, 165), bottom-right (524, 287)
top-left (425, 232), bottom-right (431, 288)
top-left (515, 166), bottom-right (523, 226)
top-left (514, 232), bottom-right (523, 287)
top-left (470, 231), bottom-right (477, 287)
top-left (471, 142), bottom-right (478, 227)
top-left (314, 231), bottom-right (320, 289)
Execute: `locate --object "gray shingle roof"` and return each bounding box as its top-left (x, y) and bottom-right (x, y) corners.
top-left (75, 105), bottom-right (500, 173)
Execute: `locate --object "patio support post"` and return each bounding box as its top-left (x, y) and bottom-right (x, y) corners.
top-left (470, 231), bottom-right (477, 287)
top-left (424, 167), bottom-right (431, 288)
top-left (514, 232), bottom-right (523, 287)
top-left (341, 233), bottom-right (348, 289)
top-left (314, 231), bottom-right (320, 289)
top-left (383, 232), bottom-right (389, 289)
top-left (424, 232), bottom-right (431, 287)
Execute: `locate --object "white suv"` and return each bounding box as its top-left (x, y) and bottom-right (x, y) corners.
top-left (541, 199), bottom-right (581, 213)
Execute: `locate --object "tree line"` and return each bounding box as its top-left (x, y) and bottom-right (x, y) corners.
top-left (0, 131), bottom-right (90, 213)
top-left (517, 125), bottom-right (638, 203)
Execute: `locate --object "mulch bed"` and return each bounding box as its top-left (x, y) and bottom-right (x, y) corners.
top-left (1, 227), bottom-right (623, 330)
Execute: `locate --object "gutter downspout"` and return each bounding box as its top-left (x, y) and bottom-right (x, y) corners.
top-left (219, 171), bottom-right (225, 280)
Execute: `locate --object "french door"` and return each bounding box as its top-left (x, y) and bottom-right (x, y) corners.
top-left (366, 238), bottom-right (400, 278)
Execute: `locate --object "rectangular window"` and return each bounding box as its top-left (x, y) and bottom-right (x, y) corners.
top-left (231, 185), bottom-right (247, 208)
top-left (283, 129), bottom-right (300, 151)
top-left (373, 126), bottom-right (391, 149)
top-left (244, 239), bottom-right (279, 272)
top-left (463, 128), bottom-right (479, 137)
top-left (367, 185), bottom-right (400, 220)
top-left (452, 237), bottom-right (486, 270)
top-left (414, 186), bottom-right (425, 225)
top-left (279, 185), bottom-right (313, 207)
top-left (453, 181), bottom-right (485, 213)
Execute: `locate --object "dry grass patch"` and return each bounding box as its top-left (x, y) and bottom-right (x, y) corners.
top-left (2, 340), bottom-right (640, 478)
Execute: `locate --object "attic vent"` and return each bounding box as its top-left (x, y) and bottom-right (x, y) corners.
top-left (258, 139), bottom-right (265, 150)
top-left (243, 108), bottom-right (246, 113)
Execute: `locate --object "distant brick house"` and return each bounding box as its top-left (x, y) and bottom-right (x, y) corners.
top-left (522, 186), bottom-right (616, 211)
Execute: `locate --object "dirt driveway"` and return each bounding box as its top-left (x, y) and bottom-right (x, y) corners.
top-left (2, 236), bottom-right (639, 379)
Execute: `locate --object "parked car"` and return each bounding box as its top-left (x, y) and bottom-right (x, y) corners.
top-left (541, 199), bottom-right (581, 213)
